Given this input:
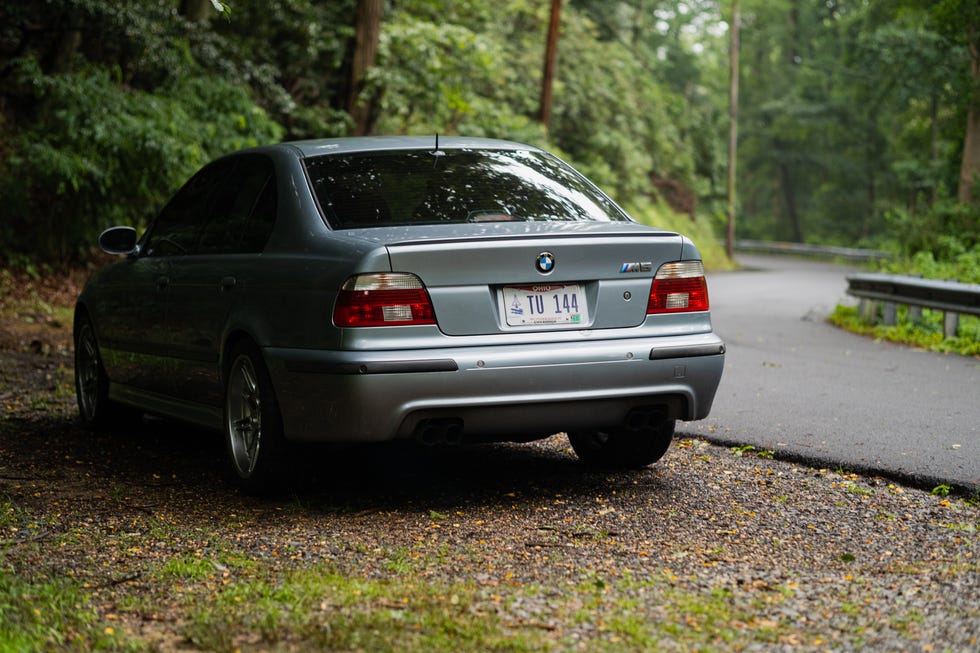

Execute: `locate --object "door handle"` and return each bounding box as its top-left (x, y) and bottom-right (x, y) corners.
top-left (156, 276), bottom-right (170, 291)
top-left (220, 276), bottom-right (237, 291)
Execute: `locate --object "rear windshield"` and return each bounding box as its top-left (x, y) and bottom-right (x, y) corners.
top-left (304, 148), bottom-right (630, 229)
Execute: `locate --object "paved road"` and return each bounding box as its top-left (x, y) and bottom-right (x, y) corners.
top-left (679, 254), bottom-right (980, 493)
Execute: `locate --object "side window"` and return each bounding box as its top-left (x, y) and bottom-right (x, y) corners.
top-left (198, 155), bottom-right (278, 254)
top-left (143, 160), bottom-right (233, 257)
top-left (239, 174), bottom-right (278, 252)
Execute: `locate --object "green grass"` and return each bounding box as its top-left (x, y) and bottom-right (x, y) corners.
top-left (1, 536), bottom-right (972, 652)
top-left (156, 555), bottom-right (225, 582)
top-left (932, 485), bottom-right (953, 498)
top-left (1, 514), bottom-right (806, 653)
top-left (844, 482), bottom-right (874, 497)
top-left (178, 568), bottom-right (540, 653)
top-left (829, 305), bottom-right (980, 357)
top-left (730, 444), bottom-right (776, 459)
top-left (0, 564), bottom-right (139, 651)
top-left (169, 565), bottom-right (808, 653)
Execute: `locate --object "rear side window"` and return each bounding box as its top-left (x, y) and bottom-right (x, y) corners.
top-left (198, 156), bottom-right (277, 254)
top-left (239, 175), bottom-right (277, 252)
top-left (304, 149), bottom-right (629, 229)
top-left (143, 155), bottom-right (277, 256)
top-left (144, 159), bottom-right (233, 256)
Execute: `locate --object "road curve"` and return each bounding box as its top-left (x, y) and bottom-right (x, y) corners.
top-left (679, 254), bottom-right (980, 493)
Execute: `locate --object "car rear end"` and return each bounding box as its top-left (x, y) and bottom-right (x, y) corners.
top-left (263, 138), bottom-right (724, 445)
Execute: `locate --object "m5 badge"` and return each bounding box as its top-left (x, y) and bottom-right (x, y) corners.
top-left (620, 262), bottom-right (652, 273)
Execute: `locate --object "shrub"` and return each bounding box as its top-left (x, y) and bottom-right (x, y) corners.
top-left (0, 58), bottom-right (283, 264)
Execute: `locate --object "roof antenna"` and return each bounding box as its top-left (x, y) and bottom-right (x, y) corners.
top-left (431, 133), bottom-right (445, 158)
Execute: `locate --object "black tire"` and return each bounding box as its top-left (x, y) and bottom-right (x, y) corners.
top-left (568, 419), bottom-right (675, 469)
top-left (74, 316), bottom-right (128, 429)
top-left (224, 341), bottom-right (286, 493)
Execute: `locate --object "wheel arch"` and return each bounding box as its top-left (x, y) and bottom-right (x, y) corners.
top-left (72, 301), bottom-right (91, 335)
top-left (221, 329), bottom-right (260, 381)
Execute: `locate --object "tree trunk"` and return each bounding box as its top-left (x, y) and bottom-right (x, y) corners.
top-left (631, 0), bottom-right (646, 47)
top-left (726, 0), bottom-right (740, 259)
top-left (958, 39), bottom-right (980, 202)
top-left (179, 0), bottom-right (211, 22)
top-left (862, 117), bottom-right (877, 239)
top-left (959, 106), bottom-right (980, 202)
top-left (930, 94), bottom-right (939, 206)
top-left (44, 28), bottom-right (81, 74)
top-left (346, 0), bottom-right (383, 136)
top-left (538, 0), bottom-right (562, 128)
top-left (779, 160), bottom-right (803, 242)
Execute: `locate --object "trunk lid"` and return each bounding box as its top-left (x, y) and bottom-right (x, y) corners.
top-left (376, 223), bottom-right (686, 335)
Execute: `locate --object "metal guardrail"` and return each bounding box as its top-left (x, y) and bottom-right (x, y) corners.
top-left (846, 273), bottom-right (980, 337)
top-left (735, 239), bottom-right (889, 262)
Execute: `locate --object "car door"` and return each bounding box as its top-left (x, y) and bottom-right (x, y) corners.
top-left (165, 154), bottom-right (278, 406)
top-left (92, 254), bottom-right (171, 395)
top-left (115, 159), bottom-right (233, 398)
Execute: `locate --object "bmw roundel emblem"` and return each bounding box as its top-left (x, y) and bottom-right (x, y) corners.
top-left (535, 251), bottom-right (555, 274)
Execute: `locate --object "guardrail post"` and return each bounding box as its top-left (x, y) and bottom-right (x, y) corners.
top-left (883, 302), bottom-right (897, 326)
top-left (944, 312), bottom-right (960, 338)
top-left (860, 299), bottom-right (875, 322)
top-left (909, 305), bottom-right (922, 321)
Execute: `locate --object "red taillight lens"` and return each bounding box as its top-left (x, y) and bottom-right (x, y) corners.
top-left (334, 273), bottom-right (437, 327)
top-left (647, 261), bottom-right (709, 314)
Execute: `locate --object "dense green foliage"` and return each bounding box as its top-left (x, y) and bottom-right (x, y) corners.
top-left (736, 0), bottom-right (977, 250)
top-left (0, 0), bottom-right (977, 276)
top-left (0, 1), bottom-right (285, 264)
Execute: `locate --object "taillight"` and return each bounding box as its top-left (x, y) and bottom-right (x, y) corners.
top-left (647, 261), bottom-right (709, 314)
top-left (334, 273), bottom-right (437, 327)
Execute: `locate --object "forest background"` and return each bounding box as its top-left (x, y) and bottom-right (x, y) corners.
top-left (0, 0), bottom-right (978, 283)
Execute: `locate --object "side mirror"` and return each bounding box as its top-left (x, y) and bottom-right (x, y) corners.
top-left (98, 226), bottom-right (139, 255)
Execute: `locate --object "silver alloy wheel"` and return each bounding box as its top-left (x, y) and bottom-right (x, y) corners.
top-left (75, 323), bottom-right (101, 422)
top-left (226, 353), bottom-right (263, 477)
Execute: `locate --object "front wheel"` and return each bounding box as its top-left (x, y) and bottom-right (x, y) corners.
top-left (75, 316), bottom-right (131, 428)
top-left (224, 342), bottom-right (285, 492)
top-left (568, 419), bottom-right (675, 469)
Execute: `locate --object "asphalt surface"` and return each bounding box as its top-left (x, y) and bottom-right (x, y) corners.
top-left (679, 254), bottom-right (980, 494)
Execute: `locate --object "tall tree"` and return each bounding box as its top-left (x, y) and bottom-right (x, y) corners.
top-left (961, 52), bottom-right (980, 202)
top-left (539, 0), bottom-right (562, 128)
top-left (179, 0), bottom-right (212, 22)
top-left (929, 0), bottom-right (980, 202)
top-left (346, 0), bottom-right (383, 135)
top-left (727, 0), bottom-right (740, 258)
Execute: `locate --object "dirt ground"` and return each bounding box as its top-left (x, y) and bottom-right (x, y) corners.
top-left (1, 269), bottom-right (978, 651)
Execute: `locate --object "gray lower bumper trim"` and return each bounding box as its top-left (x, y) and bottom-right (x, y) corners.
top-left (649, 342), bottom-right (726, 360)
top-left (286, 359), bottom-right (459, 375)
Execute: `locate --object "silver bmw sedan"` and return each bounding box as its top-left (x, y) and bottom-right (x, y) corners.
top-left (74, 137), bottom-right (725, 491)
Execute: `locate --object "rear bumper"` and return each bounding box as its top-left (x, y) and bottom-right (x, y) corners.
top-left (264, 333), bottom-right (725, 443)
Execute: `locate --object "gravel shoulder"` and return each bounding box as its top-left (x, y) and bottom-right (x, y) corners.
top-left (0, 273), bottom-right (978, 651)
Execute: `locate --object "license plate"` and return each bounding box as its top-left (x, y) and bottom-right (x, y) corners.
top-left (503, 283), bottom-right (588, 326)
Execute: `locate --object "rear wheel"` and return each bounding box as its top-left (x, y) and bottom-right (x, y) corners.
top-left (224, 342), bottom-right (285, 493)
top-left (568, 419), bottom-right (675, 469)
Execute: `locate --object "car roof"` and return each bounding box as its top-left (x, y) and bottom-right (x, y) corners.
top-left (280, 136), bottom-right (542, 158)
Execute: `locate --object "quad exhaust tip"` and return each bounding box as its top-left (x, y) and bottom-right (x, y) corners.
top-left (415, 418), bottom-right (464, 446)
top-left (624, 407), bottom-right (668, 431)
top-left (414, 408), bottom-right (666, 446)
